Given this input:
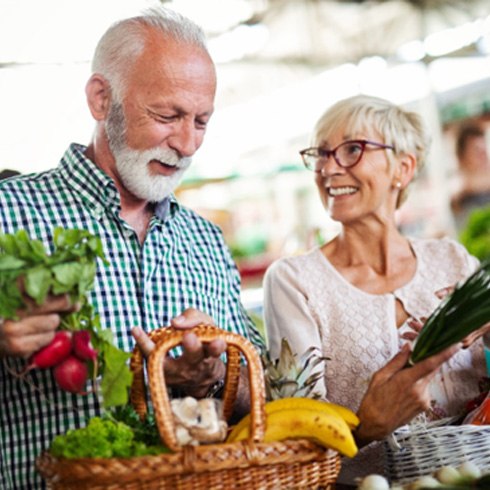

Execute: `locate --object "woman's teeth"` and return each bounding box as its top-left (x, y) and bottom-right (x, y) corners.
top-left (328, 186), bottom-right (357, 196)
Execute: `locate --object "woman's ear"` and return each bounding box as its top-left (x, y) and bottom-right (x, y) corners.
top-left (85, 74), bottom-right (111, 121)
top-left (394, 152), bottom-right (416, 189)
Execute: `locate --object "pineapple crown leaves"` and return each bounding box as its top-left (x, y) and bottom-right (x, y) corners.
top-left (262, 337), bottom-right (329, 401)
top-left (410, 259), bottom-right (490, 364)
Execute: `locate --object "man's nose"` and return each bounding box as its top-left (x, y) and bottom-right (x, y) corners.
top-left (167, 120), bottom-right (202, 158)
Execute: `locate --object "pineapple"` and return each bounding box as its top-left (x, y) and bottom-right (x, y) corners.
top-left (262, 338), bottom-right (329, 400)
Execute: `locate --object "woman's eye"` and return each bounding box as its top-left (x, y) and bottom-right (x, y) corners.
top-left (346, 143), bottom-right (362, 154)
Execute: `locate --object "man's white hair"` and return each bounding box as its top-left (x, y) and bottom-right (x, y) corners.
top-left (91, 6), bottom-right (208, 101)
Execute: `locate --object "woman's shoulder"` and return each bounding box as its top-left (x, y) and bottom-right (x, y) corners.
top-left (266, 247), bottom-right (324, 276)
top-left (410, 235), bottom-right (478, 274)
top-left (411, 235), bottom-right (470, 255)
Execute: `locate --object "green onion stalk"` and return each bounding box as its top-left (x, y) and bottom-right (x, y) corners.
top-left (410, 260), bottom-right (490, 365)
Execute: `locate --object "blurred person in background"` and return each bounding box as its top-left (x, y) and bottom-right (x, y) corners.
top-left (263, 95), bottom-right (487, 484)
top-left (450, 122), bottom-right (490, 232)
top-left (0, 7), bottom-right (264, 488)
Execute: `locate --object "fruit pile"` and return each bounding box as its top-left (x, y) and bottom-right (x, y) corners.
top-left (225, 337), bottom-right (359, 457)
top-left (0, 228), bottom-right (132, 408)
top-left (227, 396), bottom-right (359, 458)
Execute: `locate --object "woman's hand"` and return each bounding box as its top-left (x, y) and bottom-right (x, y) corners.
top-left (131, 308), bottom-right (226, 398)
top-left (354, 342), bottom-right (461, 446)
top-left (401, 285), bottom-right (490, 349)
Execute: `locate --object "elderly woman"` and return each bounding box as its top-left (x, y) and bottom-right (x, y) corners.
top-left (263, 95), bottom-right (486, 483)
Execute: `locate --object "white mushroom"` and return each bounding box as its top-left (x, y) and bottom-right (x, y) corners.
top-left (171, 397), bottom-right (200, 427)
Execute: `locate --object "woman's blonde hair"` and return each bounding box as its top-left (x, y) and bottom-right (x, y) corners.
top-left (312, 94), bottom-right (431, 207)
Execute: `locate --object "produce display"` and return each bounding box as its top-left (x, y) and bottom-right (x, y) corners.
top-left (0, 228), bottom-right (132, 407)
top-left (463, 391), bottom-right (490, 425)
top-left (357, 463), bottom-right (490, 489)
top-left (410, 260), bottom-right (490, 364)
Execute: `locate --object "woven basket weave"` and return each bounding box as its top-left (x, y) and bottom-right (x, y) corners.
top-left (384, 417), bottom-right (490, 485)
top-left (37, 325), bottom-right (341, 489)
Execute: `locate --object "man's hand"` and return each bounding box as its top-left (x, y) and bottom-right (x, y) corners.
top-left (0, 294), bottom-right (77, 358)
top-left (132, 308), bottom-right (226, 398)
top-left (355, 342), bottom-right (461, 446)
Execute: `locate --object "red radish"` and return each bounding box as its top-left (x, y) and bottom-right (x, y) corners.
top-left (26, 330), bottom-right (73, 371)
top-left (73, 330), bottom-right (98, 361)
top-left (53, 355), bottom-right (88, 393)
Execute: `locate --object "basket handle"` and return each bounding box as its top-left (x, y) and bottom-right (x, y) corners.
top-left (130, 324), bottom-right (266, 452)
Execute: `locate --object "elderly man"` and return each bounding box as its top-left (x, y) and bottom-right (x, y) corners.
top-left (0, 7), bottom-right (264, 488)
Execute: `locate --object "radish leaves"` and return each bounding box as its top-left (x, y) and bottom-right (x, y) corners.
top-left (0, 228), bottom-right (132, 408)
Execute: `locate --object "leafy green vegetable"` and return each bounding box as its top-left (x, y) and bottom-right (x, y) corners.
top-left (61, 303), bottom-right (133, 408)
top-left (50, 416), bottom-right (169, 459)
top-left (0, 228), bottom-right (107, 318)
top-left (0, 228), bottom-right (133, 408)
top-left (410, 260), bottom-right (490, 364)
top-left (460, 206), bottom-right (490, 261)
top-left (108, 405), bottom-right (162, 446)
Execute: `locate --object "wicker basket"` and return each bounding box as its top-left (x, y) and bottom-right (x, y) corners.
top-left (37, 325), bottom-right (341, 489)
top-left (384, 417), bottom-right (490, 485)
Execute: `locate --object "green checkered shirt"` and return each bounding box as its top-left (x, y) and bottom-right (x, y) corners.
top-left (0, 143), bottom-right (265, 489)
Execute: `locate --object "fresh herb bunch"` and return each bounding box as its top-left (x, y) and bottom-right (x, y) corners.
top-left (0, 228), bottom-right (133, 408)
top-left (50, 415), bottom-right (169, 459)
top-left (410, 260), bottom-right (490, 364)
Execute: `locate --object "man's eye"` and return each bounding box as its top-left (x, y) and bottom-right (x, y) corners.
top-left (158, 115), bottom-right (176, 122)
top-left (149, 111), bottom-right (176, 122)
top-left (195, 119), bottom-right (208, 130)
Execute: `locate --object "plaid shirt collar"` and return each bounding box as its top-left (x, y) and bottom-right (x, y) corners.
top-left (60, 143), bottom-right (179, 222)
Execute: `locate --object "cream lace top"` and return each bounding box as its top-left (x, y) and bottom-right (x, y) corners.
top-left (263, 237), bottom-right (486, 483)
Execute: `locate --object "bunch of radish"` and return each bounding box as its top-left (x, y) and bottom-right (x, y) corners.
top-left (25, 329), bottom-right (98, 394)
top-left (0, 228), bottom-right (132, 407)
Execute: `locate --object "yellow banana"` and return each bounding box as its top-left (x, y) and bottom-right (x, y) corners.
top-left (264, 398), bottom-right (360, 430)
top-left (227, 397), bottom-right (358, 443)
top-left (230, 406), bottom-right (358, 458)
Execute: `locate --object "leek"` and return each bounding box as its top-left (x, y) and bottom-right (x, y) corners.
top-left (410, 260), bottom-right (490, 364)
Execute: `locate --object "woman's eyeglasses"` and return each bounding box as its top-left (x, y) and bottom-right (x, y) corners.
top-left (300, 139), bottom-right (395, 172)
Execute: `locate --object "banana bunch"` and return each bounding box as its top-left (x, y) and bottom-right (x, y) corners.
top-left (226, 397), bottom-right (359, 458)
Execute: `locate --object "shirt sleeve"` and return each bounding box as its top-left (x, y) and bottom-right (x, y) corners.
top-left (223, 247), bottom-right (266, 355)
top-left (263, 258), bottom-right (327, 398)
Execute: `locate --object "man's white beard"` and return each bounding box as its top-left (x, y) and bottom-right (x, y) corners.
top-left (105, 101), bottom-right (191, 202)
top-left (114, 146), bottom-right (191, 202)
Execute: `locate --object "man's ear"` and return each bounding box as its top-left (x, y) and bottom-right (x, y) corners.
top-left (85, 74), bottom-right (111, 121)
